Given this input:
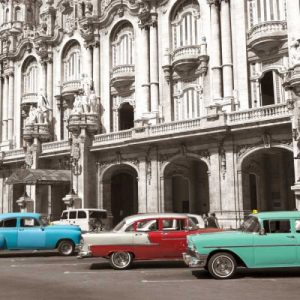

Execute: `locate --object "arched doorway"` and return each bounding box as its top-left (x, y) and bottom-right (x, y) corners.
top-left (164, 157), bottom-right (209, 214)
top-left (102, 164), bottom-right (138, 226)
top-left (119, 102), bottom-right (134, 130)
top-left (241, 147), bottom-right (295, 211)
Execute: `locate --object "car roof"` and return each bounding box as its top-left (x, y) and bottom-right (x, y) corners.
top-left (122, 213), bottom-right (191, 224)
top-left (0, 212), bottom-right (41, 220)
top-left (253, 211), bottom-right (300, 219)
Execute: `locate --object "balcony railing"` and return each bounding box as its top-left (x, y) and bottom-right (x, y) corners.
top-left (110, 65), bottom-right (135, 90)
top-left (247, 21), bottom-right (287, 40)
top-left (61, 80), bottom-right (81, 95)
top-left (21, 93), bottom-right (39, 104)
top-left (94, 129), bottom-right (133, 144)
top-left (227, 103), bottom-right (290, 125)
top-left (4, 148), bottom-right (25, 159)
top-left (42, 140), bottom-right (70, 154)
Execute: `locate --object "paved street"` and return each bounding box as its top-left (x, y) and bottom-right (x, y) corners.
top-left (0, 251), bottom-right (299, 300)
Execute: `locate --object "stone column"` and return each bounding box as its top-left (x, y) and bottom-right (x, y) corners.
top-left (0, 76), bottom-right (2, 142)
top-left (135, 25), bottom-right (150, 121)
top-left (2, 75), bottom-right (8, 141)
top-left (8, 71), bottom-right (14, 142)
top-left (208, 0), bottom-right (223, 101)
top-left (46, 58), bottom-right (53, 120)
top-left (138, 160), bottom-right (147, 213)
top-left (86, 46), bottom-right (93, 84)
top-left (41, 61), bottom-right (47, 96)
top-left (220, 0), bottom-right (233, 103)
top-left (93, 40), bottom-right (100, 96)
top-left (149, 14), bottom-right (159, 114)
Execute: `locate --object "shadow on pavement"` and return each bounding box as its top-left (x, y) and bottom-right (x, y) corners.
top-left (192, 267), bottom-right (300, 280)
top-left (90, 260), bottom-right (187, 270)
top-left (0, 250), bottom-right (70, 258)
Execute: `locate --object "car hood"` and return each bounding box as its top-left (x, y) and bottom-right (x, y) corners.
top-left (46, 224), bottom-right (81, 231)
top-left (188, 230), bottom-right (254, 248)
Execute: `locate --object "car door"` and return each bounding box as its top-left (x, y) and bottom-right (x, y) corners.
top-left (0, 218), bottom-right (18, 249)
top-left (134, 219), bottom-right (161, 259)
top-left (76, 210), bottom-right (88, 231)
top-left (294, 219), bottom-right (300, 264)
top-left (17, 217), bottom-right (46, 249)
top-left (68, 211), bottom-right (77, 226)
top-left (157, 218), bottom-right (188, 258)
top-left (253, 219), bottom-right (297, 267)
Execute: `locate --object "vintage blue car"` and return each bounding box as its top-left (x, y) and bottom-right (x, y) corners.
top-left (183, 211), bottom-right (300, 279)
top-left (0, 212), bottom-right (81, 256)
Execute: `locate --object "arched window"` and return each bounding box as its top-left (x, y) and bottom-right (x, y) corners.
top-left (171, 0), bottom-right (201, 50)
top-left (4, 8), bottom-right (9, 23)
top-left (62, 42), bottom-right (81, 82)
top-left (111, 23), bottom-right (134, 67)
top-left (15, 6), bottom-right (22, 21)
top-left (247, 0), bottom-right (287, 29)
top-left (175, 87), bottom-right (201, 120)
top-left (22, 59), bottom-right (38, 95)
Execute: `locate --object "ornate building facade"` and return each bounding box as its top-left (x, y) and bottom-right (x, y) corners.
top-left (0, 0), bottom-right (299, 228)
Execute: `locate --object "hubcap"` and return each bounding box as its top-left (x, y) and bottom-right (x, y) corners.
top-left (61, 242), bottom-right (73, 255)
top-left (113, 252), bottom-right (130, 268)
top-left (212, 255), bottom-right (234, 278)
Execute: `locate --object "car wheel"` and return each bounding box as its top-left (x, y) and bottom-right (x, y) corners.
top-left (208, 252), bottom-right (236, 279)
top-left (109, 252), bottom-right (133, 270)
top-left (58, 240), bottom-right (75, 256)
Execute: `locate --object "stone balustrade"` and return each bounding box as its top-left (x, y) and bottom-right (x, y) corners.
top-left (227, 103), bottom-right (289, 125)
top-left (110, 64), bottom-right (135, 90)
top-left (4, 148), bottom-right (25, 158)
top-left (94, 129), bottom-right (133, 144)
top-left (247, 20), bottom-right (287, 39)
top-left (21, 93), bottom-right (39, 105)
top-left (171, 45), bottom-right (201, 61)
top-left (68, 113), bottom-right (99, 134)
top-left (61, 80), bottom-right (82, 95)
top-left (42, 140), bottom-right (70, 154)
top-left (23, 123), bottom-right (51, 142)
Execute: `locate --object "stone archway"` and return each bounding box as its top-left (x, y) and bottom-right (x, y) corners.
top-left (163, 157), bottom-right (209, 214)
top-left (101, 164), bottom-right (138, 226)
top-left (241, 147), bottom-right (295, 211)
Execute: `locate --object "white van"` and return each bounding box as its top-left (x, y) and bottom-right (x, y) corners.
top-left (53, 209), bottom-right (108, 232)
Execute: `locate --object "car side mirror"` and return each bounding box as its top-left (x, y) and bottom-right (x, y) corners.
top-left (259, 228), bottom-right (265, 235)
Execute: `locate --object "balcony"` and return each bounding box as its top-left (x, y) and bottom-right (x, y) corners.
top-left (247, 21), bottom-right (287, 56)
top-left (171, 45), bottom-right (208, 76)
top-left (284, 68), bottom-right (300, 95)
top-left (23, 123), bottom-right (51, 142)
top-left (91, 103), bottom-right (290, 150)
top-left (110, 65), bottom-right (135, 92)
top-left (61, 80), bottom-right (81, 96)
top-left (68, 113), bottom-right (99, 134)
top-left (21, 93), bottom-right (39, 105)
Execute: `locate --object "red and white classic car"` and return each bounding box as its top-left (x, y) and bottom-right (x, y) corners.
top-left (78, 213), bottom-right (221, 270)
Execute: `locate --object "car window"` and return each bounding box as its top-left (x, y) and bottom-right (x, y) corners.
top-left (78, 211), bottom-right (87, 219)
top-left (0, 218), bottom-right (17, 227)
top-left (136, 219), bottom-right (158, 232)
top-left (240, 216), bottom-right (260, 233)
top-left (263, 220), bottom-right (291, 233)
top-left (125, 224), bottom-right (134, 232)
top-left (69, 211), bottom-right (77, 219)
top-left (295, 220), bottom-right (300, 233)
top-left (20, 218), bottom-right (40, 227)
top-left (61, 212), bottom-right (68, 219)
top-left (89, 211), bottom-right (107, 219)
top-left (162, 218), bottom-right (185, 231)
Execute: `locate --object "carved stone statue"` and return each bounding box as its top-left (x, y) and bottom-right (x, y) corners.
top-left (290, 38), bottom-right (300, 66)
top-left (37, 93), bottom-right (51, 124)
top-left (89, 89), bottom-right (98, 113)
top-left (72, 93), bottom-right (84, 114)
top-left (25, 106), bottom-right (38, 124)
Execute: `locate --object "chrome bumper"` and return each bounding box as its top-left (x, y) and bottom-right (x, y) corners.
top-left (77, 245), bottom-right (92, 259)
top-left (183, 250), bottom-right (208, 268)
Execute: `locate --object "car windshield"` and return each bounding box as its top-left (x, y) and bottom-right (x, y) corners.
top-left (239, 216), bottom-right (260, 233)
top-left (113, 220), bottom-right (126, 232)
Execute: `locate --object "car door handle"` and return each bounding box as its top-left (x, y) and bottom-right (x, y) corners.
top-left (135, 233), bottom-right (143, 236)
top-left (287, 235), bottom-right (295, 239)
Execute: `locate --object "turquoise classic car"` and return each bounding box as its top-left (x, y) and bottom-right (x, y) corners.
top-left (0, 212), bottom-right (81, 256)
top-left (183, 211), bottom-right (300, 279)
